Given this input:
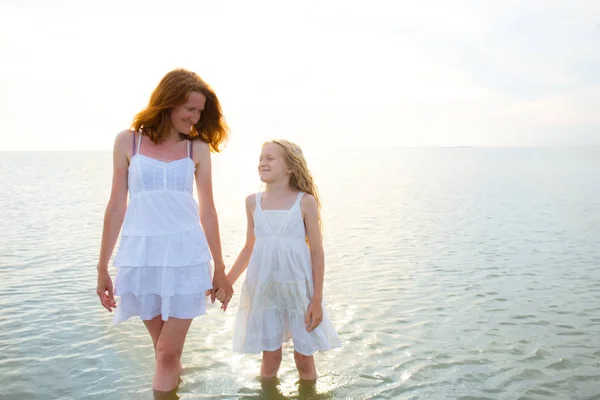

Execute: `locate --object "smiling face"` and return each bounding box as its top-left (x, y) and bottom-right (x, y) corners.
top-left (258, 142), bottom-right (291, 184)
top-left (169, 91), bottom-right (206, 135)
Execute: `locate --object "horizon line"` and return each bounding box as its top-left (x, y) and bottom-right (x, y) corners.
top-left (2, 144), bottom-right (600, 152)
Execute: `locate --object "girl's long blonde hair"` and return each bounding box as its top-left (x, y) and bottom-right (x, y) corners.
top-left (268, 140), bottom-right (322, 234)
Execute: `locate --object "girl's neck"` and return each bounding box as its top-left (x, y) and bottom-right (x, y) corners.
top-left (264, 180), bottom-right (293, 196)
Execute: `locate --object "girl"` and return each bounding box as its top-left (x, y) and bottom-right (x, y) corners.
top-left (95, 69), bottom-right (234, 393)
top-left (219, 139), bottom-right (340, 381)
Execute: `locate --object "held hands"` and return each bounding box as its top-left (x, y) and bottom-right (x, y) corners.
top-left (214, 288), bottom-right (231, 311)
top-left (97, 268), bottom-right (117, 312)
top-left (207, 267), bottom-right (234, 311)
top-left (305, 299), bottom-right (323, 332)
top-left (214, 272), bottom-right (237, 311)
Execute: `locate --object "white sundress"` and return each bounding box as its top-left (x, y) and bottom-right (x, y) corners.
top-left (233, 191), bottom-right (341, 356)
top-left (112, 132), bottom-right (213, 324)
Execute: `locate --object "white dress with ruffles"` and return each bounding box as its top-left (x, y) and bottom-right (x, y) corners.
top-left (233, 192), bottom-right (341, 356)
top-left (112, 132), bottom-right (212, 324)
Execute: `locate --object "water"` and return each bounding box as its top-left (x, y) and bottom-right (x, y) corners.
top-left (1, 147), bottom-right (599, 399)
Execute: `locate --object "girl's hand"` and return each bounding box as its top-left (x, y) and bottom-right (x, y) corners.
top-left (97, 268), bottom-right (117, 312)
top-left (305, 300), bottom-right (323, 332)
top-left (214, 288), bottom-right (224, 302)
top-left (205, 288), bottom-right (230, 305)
top-left (214, 288), bottom-right (230, 310)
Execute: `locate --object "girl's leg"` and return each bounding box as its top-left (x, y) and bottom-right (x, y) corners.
top-left (293, 351), bottom-right (317, 380)
top-left (152, 318), bottom-right (193, 391)
top-left (261, 348), bottom-right (283, 379)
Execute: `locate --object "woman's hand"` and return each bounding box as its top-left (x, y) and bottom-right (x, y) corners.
top-left (97, 268), bottom-right (117, 312)
top-left (211, 267), bottom-right (234, 310)
top-left (305, 300), bottom-right (323, 332)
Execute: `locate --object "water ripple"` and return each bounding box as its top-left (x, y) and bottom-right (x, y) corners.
top-left (1, 148), bottom-right (600, 399)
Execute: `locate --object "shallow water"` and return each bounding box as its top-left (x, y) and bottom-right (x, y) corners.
top-left (1, 147), bottom-right (599, 399)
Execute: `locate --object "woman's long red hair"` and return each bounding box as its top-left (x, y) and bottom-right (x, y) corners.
top-left (132, 69), bottom-right (228, 152)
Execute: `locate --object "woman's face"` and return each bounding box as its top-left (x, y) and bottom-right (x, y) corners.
top-left (169, 91), bottom-right (206, 135)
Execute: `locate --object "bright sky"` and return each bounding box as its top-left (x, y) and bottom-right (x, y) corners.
top-left (1, 0), bottom-right (599, 150)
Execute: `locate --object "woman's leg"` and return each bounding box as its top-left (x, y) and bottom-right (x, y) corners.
top-left (144, 317), bottom-right (184, 372)
top-left (152, 318), bottom-right (193, 391)
top-left (261, 348), bottom-right (283, 380)
top-left (143, 315), bottom-right (164, 351)
top-left (293, 351), bottom-right (317, 380)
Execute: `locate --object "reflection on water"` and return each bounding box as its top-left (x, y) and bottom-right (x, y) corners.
top-left (237, 377), bottom-right (332, 400)
top-left (153, 387), bottom-right (180, 400)
top-left (156, 375), bottom-right (332, 399)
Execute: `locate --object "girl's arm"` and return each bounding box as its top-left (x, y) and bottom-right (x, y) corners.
top-left (303, 194), bottom-right (324, 301)
top-left (302, 194), bottom-right (325, 332)
top-left (226, 194), bottom-right (256, 285)
top-left (96, 130), bottom-right (131, 312)
top-left (193, 140), bottom-right (233, 302)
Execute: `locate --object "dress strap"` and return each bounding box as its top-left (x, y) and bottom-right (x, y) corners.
top-left (136, 132), bottom-right (142, 154)
top-left (292, 192), bottom-right (305, 209)
top-left (254, 192), bottom-right (277, 237)
top-left (131, 131), bottom-right (137, 155)
top-left (255, 192), bottom-right (262, 211)
top-left (188, 140), bottom-right (192, 159)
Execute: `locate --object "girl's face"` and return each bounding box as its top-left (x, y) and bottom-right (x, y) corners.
top-left (258, 143), bottom-right (290, 183)
top-left (169, 91), bottom-right (206, 135)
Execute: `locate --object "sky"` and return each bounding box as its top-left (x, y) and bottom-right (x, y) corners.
top-left (1, 0), bottom-right (599, 151)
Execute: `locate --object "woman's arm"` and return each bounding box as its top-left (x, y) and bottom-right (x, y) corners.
top-left (193, 140), bottom-right (233, 302)
top-left (226, 194), bottom-right (256, 285)
top-left (96, 130), bottom-right (131, 312)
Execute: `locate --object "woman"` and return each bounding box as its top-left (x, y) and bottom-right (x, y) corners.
top-left (96, 68), bottom-right (234, 392)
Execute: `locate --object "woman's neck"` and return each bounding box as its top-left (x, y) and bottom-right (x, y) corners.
top-left (166, 128), bottom-right (181, 142)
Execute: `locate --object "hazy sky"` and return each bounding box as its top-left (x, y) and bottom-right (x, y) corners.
top-left (1, 0), bottom-right (599, 150)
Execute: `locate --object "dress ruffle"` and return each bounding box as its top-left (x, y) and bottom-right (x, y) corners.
top-left (114, 228), bottom-right (211, 267)
top-left (233, 280), bottom-right (341, 356)
top-left (112, 262), bottom-right (213, 324)
top-left (113, 293), bottom-right (208, 324)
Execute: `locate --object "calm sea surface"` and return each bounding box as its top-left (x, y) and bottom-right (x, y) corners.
top-left (1, 147), bottom-right (599, 399)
